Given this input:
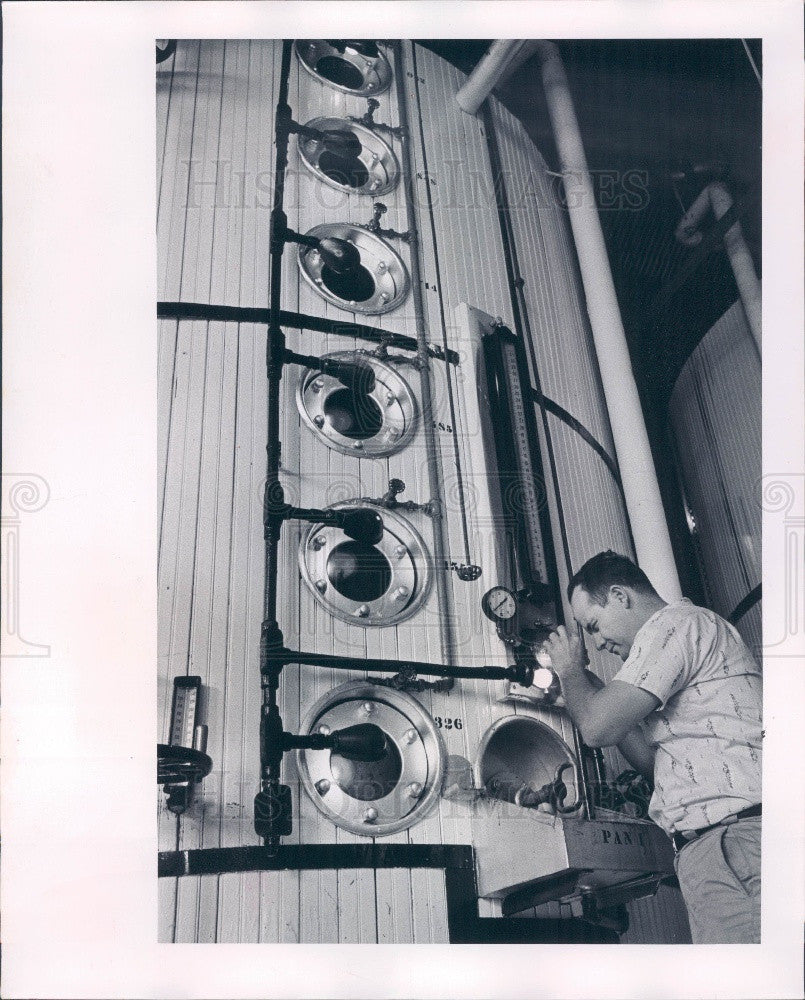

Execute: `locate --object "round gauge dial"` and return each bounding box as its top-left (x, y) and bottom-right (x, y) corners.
top-left (481, 586), bottom-right (517, 622)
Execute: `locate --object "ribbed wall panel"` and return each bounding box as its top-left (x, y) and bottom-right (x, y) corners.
top-left (158, 39), bottom-right (690, 944)
top-left (668, 300), bottom-right (762, 657)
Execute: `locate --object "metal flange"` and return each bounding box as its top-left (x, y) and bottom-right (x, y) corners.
top-left (297, 681), bottom-right (446, 837)
top-left (296, 351), bottom-right (417, 457)
top-left (294, 40), bottom-right (392, 96)
top-left (297, 116), bottom-right (400, 196)
top-left (297, 223), bottom-right (410, 315)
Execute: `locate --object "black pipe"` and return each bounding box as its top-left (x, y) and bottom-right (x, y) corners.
top-left (268, 646), bottom-right (535, 686)
top-left (156, 301), bottom-right (458, 363)
top-left (257, 38), bottom-right (296, 852)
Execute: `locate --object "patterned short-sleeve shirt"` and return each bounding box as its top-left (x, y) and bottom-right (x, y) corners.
top-left (612, 599), bottom-right (762, 835)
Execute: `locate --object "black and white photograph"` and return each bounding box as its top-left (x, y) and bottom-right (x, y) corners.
top-left (3, 2), bottom-right (804, 998)
top-left (155, 34), bottom-right (762, 945)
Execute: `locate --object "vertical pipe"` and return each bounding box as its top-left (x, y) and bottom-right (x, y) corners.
top-left (534, 41), bottom-right (682, 602)
top-left (264, 39), bottom-right (294, 627)
top-left (394, 42), bottom-right (458, 670)
top-left (258, 38), bottom-right (294, 852)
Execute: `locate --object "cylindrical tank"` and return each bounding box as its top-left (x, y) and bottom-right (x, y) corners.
top-left (668, 300), bottom-right (762, 658)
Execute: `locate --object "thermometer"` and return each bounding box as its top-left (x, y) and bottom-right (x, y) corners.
top-left (169, 675), bottom-right (201, 748)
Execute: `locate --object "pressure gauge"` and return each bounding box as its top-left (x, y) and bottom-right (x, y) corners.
top-left (482, 586), bottom-right (517, 623)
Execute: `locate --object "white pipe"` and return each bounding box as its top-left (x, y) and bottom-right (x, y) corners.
top-left (456, 40), bottom-right (536, 116)
top-left (675, 181), bottom-right (762, 356)
top-left (534, 41), bottom-right (683, 602)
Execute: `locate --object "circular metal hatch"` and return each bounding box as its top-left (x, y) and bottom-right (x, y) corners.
top-left (299, 502), bottom-right (431, 626)
top-left (294, 40), bottom-right (392, 96)
top-left (297, 117), bottom-right (400, 196)
top-left (297, 223), bottom-right (409, 315)
top-left (297, 352), bottom-right (417, 457)
top-left (475, 715), bottom-right (580, 813)
top-left (298, 682), bottom-right (446, 837)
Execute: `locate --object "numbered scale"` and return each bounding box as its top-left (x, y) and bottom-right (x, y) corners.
top-left (159, 675), bottom-right (210, 815)
top-left (482, 323), bottom-right (555, 592)
top-left (169, 675), bottom-right (201, 748)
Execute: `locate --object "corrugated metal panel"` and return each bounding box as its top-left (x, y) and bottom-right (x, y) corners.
top-left (668, 300), bottom-right (761, 657)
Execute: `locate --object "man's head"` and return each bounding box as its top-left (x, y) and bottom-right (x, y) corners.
top-left (567, 551), bottom-right (664, 660)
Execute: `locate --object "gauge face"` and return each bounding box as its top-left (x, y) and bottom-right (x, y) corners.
top-left (481, 586), bottom-right (517, 622)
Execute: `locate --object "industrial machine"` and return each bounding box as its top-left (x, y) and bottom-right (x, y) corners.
top-left (157, 38), bottom-right (691, 943)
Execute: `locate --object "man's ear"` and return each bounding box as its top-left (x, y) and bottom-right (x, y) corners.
top-left (609, 584), bottom-right (631, 608)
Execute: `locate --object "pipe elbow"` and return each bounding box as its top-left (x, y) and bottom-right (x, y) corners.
top-left (674, 181), bottom-right (735, 245)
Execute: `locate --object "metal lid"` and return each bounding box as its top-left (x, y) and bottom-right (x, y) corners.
top-left (297, 223), bottom-right (409, 315)
top-left (298, 682), bottom-right (446, 837)
top-left (297, 117), bottom-right (400, 196)
top-left (294, 40), bottom-right (392, 96)
top-left (297, 351), bottom-right (417, 457)
top-left (299, 502), bottom-right (432, 626)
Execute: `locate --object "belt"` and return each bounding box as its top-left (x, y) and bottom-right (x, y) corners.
top-left (671, 804), bottom-right (762, 853)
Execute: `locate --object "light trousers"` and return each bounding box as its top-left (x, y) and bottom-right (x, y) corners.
top-left (674, 815), bottom-right (761, 943)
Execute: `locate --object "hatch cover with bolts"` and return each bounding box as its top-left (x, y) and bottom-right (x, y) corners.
top-left (294, 40), bottom-right (392, 96)
top-left (298, 682), bottom-right (446, 836)
top-left (297, 352), bottom-right (417, 457)
top-left (297, 223), bottom-right (409, 315)
top-left (298, 117), bottom-right (400, 196)
top-left (299, 503), bottom-right (431, 626)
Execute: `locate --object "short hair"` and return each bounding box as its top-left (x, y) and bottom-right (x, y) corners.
top-left (567, 550), bottom-right (657, 605)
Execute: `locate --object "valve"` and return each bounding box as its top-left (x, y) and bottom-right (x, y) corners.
top-left (349, 97), bottom-right (406, 138)
top-left (359, 201), bottom-right (413, 243)
top-left (485, 761), bottom-right (579, 814)
top-left (361, 479), bottom-right (434, 516)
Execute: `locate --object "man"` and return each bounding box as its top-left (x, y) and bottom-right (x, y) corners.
top-left (541, 550), bottom-right (762, 943)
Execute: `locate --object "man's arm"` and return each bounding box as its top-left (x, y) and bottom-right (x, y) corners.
top-left (612, 725), bottom-right (656, 780)
top-left (582, 667), bottom-right (656, 779)
top-left (542, 626), bottom-right (660, 748)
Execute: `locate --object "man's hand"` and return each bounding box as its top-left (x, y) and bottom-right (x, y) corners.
top-left (541, 625), bottom-right (587, 679)
top-left (539, 625), bottom-right (659, 749)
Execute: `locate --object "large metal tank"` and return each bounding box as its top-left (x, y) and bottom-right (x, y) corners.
top-left (157, 39), bottom-right (689, 944)
top-left (668, 300), bottom-right (762, 659)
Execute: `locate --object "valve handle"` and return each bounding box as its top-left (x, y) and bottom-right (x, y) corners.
top-left (552, 762), bottom-right (581, 814)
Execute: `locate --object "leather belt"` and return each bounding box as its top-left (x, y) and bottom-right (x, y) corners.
top-left (671, 803), bottom-right (762, 853)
